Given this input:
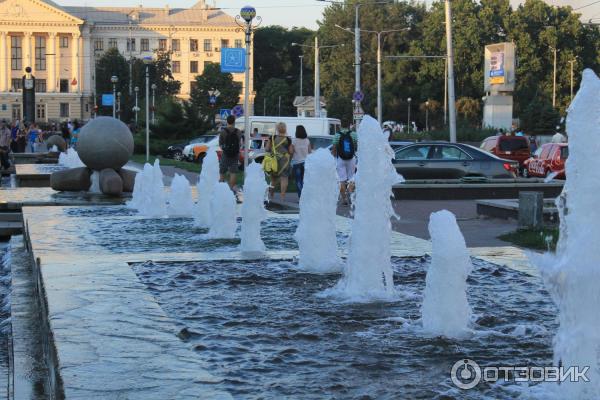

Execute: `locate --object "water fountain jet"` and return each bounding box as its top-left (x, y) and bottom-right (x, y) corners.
top-left (240, 162), bottom-right (268, 253)
top-left (206, 182), bottom-right (237, 239)
top-left (195, 149), bottom-right (220, 228)
top-left (167, 174), bottom-right (195, 217)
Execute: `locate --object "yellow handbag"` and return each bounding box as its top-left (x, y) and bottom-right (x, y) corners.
top-left (262, 135), bottom-right (279, 173)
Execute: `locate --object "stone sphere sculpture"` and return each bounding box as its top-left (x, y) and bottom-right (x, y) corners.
top-left (45, 134), bottom-right (67, 152)
top-left (77, 117), bottom-right (134, 171)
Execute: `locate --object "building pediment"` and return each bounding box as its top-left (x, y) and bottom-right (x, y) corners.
top-left (0, 0), bottom-right (83, 24)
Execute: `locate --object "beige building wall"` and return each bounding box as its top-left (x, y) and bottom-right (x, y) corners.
top-left (0, 0), bottom-right (253, 123)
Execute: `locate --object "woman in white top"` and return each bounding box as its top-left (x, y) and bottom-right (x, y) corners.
top-left (290, 125), bottom-right (312, 198)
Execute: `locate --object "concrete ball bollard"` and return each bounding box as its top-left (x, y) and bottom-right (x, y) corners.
top-left (77, 117), bottom-right (134, 171)
top-left (50, 167), bottom-right (92, 192)
top-left (46, 135), bottom-right (67, 152)
top-left (99, 168), bottom-right (124, 197)
top-left (118, 169), bottom-right (137, 193)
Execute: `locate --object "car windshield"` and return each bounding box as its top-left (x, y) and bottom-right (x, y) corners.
top-left (250, 140), bottom-right (264, 150)
top-left (561, 146), bottom-right (569, 159)
top-left (499, 137), bottom-right (529, 151)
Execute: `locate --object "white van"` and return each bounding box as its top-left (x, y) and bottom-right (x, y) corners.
top-left (235, 116), bottom-right (342, 137)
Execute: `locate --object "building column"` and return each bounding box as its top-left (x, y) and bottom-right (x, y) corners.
top-left (55, 34), bottom-right (61, 91)
top-left (0, 32), bottom-right (7, 92)
top-left (72, 32), bottom-right (80, 92)
top-left (48, 32), bottom-right (56, 92)
top-left (23, 32), bottom-right (32, 72)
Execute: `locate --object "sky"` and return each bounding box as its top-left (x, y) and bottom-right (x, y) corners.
top-left (55, 0), bottom-right (600, 29)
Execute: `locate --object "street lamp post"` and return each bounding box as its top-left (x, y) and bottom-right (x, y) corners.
top-left (425, 100), bottom-right (429, 132)
top-left (551, 46), bottom-right (558, 108)
top-left (134, 86), bottom-right (139, 124)
top-left (151, 83), bottom-right (157, 124)
top-left (407, 97), bottom-right (412, 134)
top-left (299, 55), bottom-right (304, 97)
top-left (143, 56), bottom-right (152, 163)
top-left (117, 92), bottom-right (121, 120)
top-left (568, 58), bottom-right (576, 103)
top-left (111, 76), bottom-right (118, 118)
top-left (445, 0), bottom-right (457, 143)
top-left (236, 6), bottom-right (261, 173)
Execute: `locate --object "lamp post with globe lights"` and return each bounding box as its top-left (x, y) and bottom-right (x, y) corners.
top-left (111, 76), bottom-right (118, 118)
top-left (133, 86), bottom-right (140, 124)
top-left (143, 56), bottom-right (153, 163)
top-left (236, 5), bottom-right (261, 172)
top-left (407, 97), bottom-right (412, 134)
top-left (425, 100), bottom-right (430, 132)
top-left (151, 83), bottom-right (157, 124)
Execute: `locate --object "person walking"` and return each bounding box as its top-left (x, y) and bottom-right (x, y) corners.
top-left (70, 120), bottom-right (81, 149)
top-left (265, 122), bottom-right (292, 201)
top-left (27, 123), bottom-right (41, 153)
top-left (290, 125), bottom-right (312, 198)
top-left (0, 121), bottom-right (11, 170)
top-left (9, 121), bottom-right (18, 153)
top-left (332, 127), bottom-right (358, 205)
top-left (219, 115), bottom-right (242, 191)
top-left (16, 124), bottom-right (27, 153)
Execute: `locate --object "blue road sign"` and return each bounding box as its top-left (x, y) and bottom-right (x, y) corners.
top-left (353, 91), bottom-right (364, 102)
top-left (221, 48), bottom-right (246, 73)
top-left (101, 94), bottom-right (114, 106)
top-left (220, 109), bottom-right (231, 120)
top-left (232, 105), bottom-right (244, 118)
top-left (209, 95), bottom-right (217, 105)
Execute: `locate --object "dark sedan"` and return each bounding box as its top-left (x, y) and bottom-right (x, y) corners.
top-left (165, 135), bottom-right (216, 161)
top-left (393, 142), bottom-right (518, 180)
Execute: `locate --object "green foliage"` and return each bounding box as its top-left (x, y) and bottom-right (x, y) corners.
top-left (499, 227), bottom-right (559, 251)
top-left (455, 97), bottom-right (482, 126)
top-left (520, 97), bottom-right (561, 135)
top-left (255, 78), bottom-right (295, 117)
top-left (150, 98), bottom-right (189, 139)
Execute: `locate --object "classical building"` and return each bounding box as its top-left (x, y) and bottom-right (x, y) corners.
top-left (0, 0), bottom-right (252, 123)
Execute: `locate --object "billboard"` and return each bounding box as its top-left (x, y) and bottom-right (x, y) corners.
top-left (484, 43), bottom-right (516, 92)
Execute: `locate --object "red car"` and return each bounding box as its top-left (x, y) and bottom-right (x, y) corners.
top-left (523, 143), bottom-right (568, 179)
top-left (480, 135), bottom-right (531, 168)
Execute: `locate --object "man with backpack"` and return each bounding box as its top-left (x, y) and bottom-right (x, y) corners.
top-left (219, 115), bottom-right (242, 191)
top-left (332, 127), bottom-right (358, 205)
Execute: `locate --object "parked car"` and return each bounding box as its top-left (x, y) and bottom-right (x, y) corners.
top-left (183, 136), bottom-right (220, 162)
top-left (167, 135), bottom-right (216, 161)
top-left (523, 143), bottom-right (568, 179)
top-left (309, 135), bottom-right (333, 150)
top-left (389, 141), bottom-right (413, 152)
top-left (393, 142), bottom-right (518, 180)
top-left (480, 135), bottom-right (531, 170)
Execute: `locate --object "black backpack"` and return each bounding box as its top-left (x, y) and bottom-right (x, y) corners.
top-left (222, 128), bottom-right (240, 157)
top-left (337, 131), bottom-right (355, 160)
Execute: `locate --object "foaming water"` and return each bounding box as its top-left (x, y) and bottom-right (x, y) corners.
top-left (531, 69), bottom-right (600, 399)
top-left (240, 162), bottom-right (268, 253)
top-left (295, 148), bottom-right (341, 273)
top-left (127, 160), bottom-right (167, 218)
top-left (544, 171), bottom-right (559, 183)
top-left (195, 149), bottom-right (219, 228)
top-left (206, 182), bottom-right (237, 239)
top-left (326, 115), bottom-right (404, 301)
top-left (58, 148), bottom-right (85, 168)
top-left (49, 145), bottom-right (58, 153)
top-left (421, 210), bottom-right (472, 338)
top-left (89, 171), bottom-right (101, 193)
top-left (167, 174), bottom-right (194, 217)
top-left (0, 244), bottom-right (11, 335)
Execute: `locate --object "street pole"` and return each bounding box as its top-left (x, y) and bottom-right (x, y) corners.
top-left (299, 55), bottom-right (304, 97)
top-left (407, 97), bottom-right (411, 134)
top-left (129, 21), bottom-right (133, 96)
top-left (444, 59), bottom-right (448, 126)
top-left (263, 98), bottom-right (266, 116)
top-left (278, 95), bottom-right (281, 116)
top-left (314, 36), bottom-right (320, 118)
top-left (354, 3), bottom-right (361, 125)
top-left (569, 59), bottom-right (576, 103)
top-left (117, 92), bottom-right (121, 120)
top-left (377, 33), bottom-right (382, 125)
top-left (552, 47), bottom-right (557, 108)
top-left (134, 86), bottom-right (139, 124)
top-left (444, 0), bottom-right (457, 143)
top-left (111, 76), bottom-right (118, 118)
top-left (426, 101), bottom-right (429, 131)
top-left (145, 64), bottom-right (150, 163)
top-left (151, 83), bottom-right (157, 124)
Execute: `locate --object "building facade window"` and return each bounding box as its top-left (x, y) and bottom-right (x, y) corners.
top-left (190, 39), bottom-right (198, 52)
top-left (221, 39), bottom-right (229, 49)
top-left (59, 79), bottom-right (69, 93)
top-left (11, 36), bottom-right (22, 71)
top-left (158, 39), bottom-right (167, 51)
top-left (172, 39), bottom-right (180, 51)
top-left (36, 104), bottom-right (46, 120)
top-left (190, 61), bottom-right (198, 73)
top-left (190, 81), bottom-right (197, 92)
top-left (127, 38), bottom-right (136, 52)
top-left (35, 79), bottom-right (46, 92)
top-left (94, 39), bottom-right (104, 51)
top-left (141, 38), bottom-right (149, 52)
top-left (60, 36), bottom-right (69, 48)
top-left (59, 103), bottom-right (70, 118)
top-left (35, 36), bottom-right (46, 70)
top-left (204, 39), bottom-right (212, 52)
top-left (235, 39), bottom-right (243, 48)
top-left (11, 104), bottom-right (21, 121)
top-left (172, 61), bottom-right (180, 73)
top-left (108, 38), bottom-right (118, 49)
top-left (11, 78), bottom-right (22, 91)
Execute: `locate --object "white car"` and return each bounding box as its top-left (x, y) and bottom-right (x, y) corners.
top-left (183, 136), bottom-right (220, 162)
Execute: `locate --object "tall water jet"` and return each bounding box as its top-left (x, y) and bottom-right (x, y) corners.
top-left (295, 148), bottom-right (341, 273)
top-left (58, 148), bottom-right (84, 168)
top-left (195, 149), bottom-right (220, 228)
top-left (329, 115), bottom-right (403, 301)
top-left (532, 69), bottom-right (600, 399)
top-left (240, 162), bottom-right (268, 253)
top-left (167, 174), bottom-right (195, 217)
top-left (127, 160), bottom-right (167, 218)
top-left (421, 210), bottom-right (472, 337)
top-left (89, 171), bottom-right (101, 193)
top-left (206, 182), bottom-right (237, 239)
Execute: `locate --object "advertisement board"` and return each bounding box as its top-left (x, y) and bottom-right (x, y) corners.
top-left (484, 43), bottom-right (515, 92)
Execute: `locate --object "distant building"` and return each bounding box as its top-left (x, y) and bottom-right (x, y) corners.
top-left (293, 96), bottom-right (326, 118)
top-left (0, 0), bottom-right (253, 122)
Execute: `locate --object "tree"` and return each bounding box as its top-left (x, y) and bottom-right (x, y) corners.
top-left (95, 48), bottom-right (130, 118)
top-left (150, 98), bottom-right (189, 139)
top-left (520, 97), bottom-right (560, 135)
top-left (255, 78), bottom-right (295, 117)
top-left (187, 63), bottom-right (241, 133)
top-left (455, 97), bottom-right (482, 126)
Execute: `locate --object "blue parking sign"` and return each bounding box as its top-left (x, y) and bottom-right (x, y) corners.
top-left (101, 94), bottom-right (114, 106)
top-left (221, 48), bottom-right (246, 73)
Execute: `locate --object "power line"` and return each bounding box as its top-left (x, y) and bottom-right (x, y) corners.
top-left (574, 1), bottom-right (600, 11)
